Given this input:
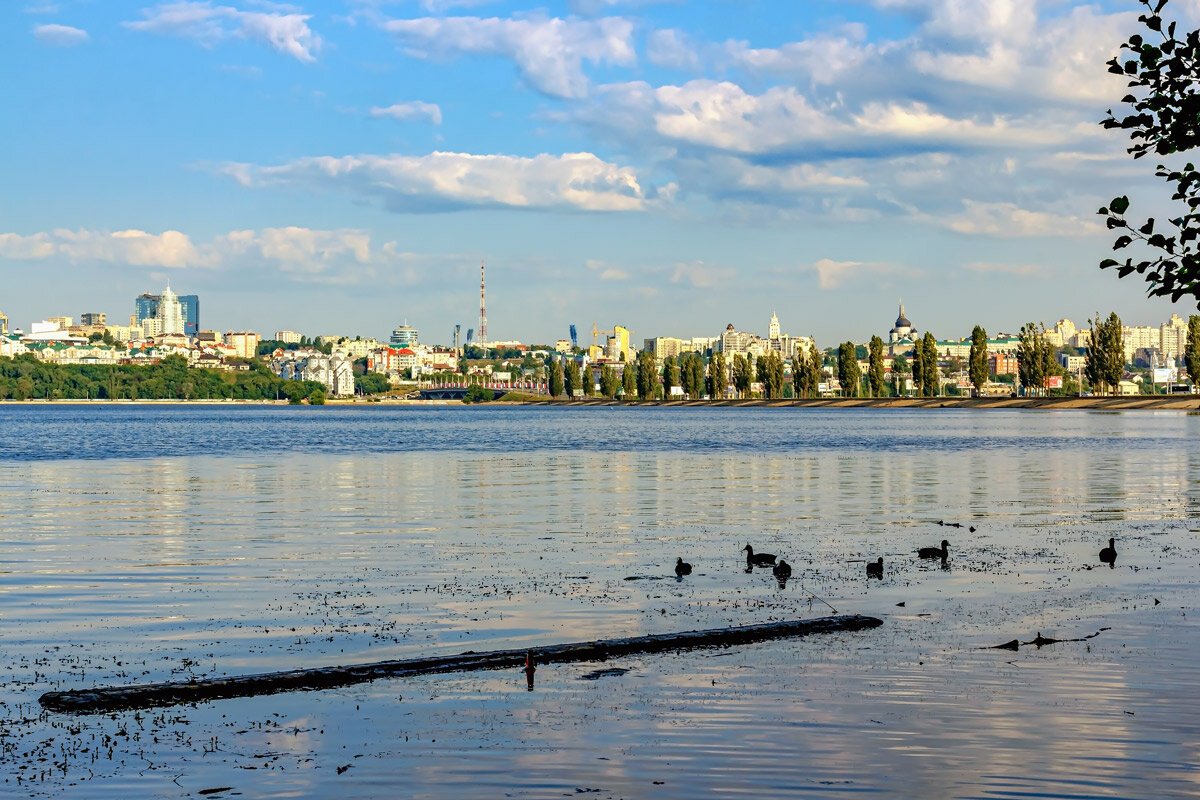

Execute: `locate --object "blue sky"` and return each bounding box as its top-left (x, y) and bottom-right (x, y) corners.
top-left (2, 0), bottom-right (1196, 346)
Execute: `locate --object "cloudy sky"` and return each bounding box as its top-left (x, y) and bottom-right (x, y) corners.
top-left (2, 0), bottom-right (1196, 346)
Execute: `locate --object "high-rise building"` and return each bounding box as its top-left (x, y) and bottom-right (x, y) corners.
top-left (135, 293), bottom-right (159, 324)
top-left (135, 290), bottom-right (197, 335)
top-left (0, 310), bottom-right (7, 335)
top-left (275, 330), bottom-right (303, 344)
top-left (1161, 313), bottom-right (1188, 362)
top-left (390, 323), bottom-right (419, 348)
top-left (768, 312), bottom-right (781, 341)
top-left (80, 312), bottom-right (106, 327)
top-left (157, 285), bottom-right (185, 336)
top-left (178, 294), bottom-right (199, 336)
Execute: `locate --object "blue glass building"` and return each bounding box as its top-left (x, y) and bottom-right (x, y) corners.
top-left (134, 293), bottom-right (158, 323)
top-left (135, 291), bottom-right (199, 336)
top-left (178, 295), bottom-right (199, 336)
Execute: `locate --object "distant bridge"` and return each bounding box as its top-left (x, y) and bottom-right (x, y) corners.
top-left (418, 387), bottom-right (506, 400)
top-left (416, 381), bottom-right (548, 401)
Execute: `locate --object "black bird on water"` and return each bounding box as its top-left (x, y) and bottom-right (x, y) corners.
top-left (773, 559), bottom-right (792, 582)
top-left (1099, 537), bottom-right (1117, 568)
top-left (675, 557), bottom-right (693, 577)
top-left (743, 544), bottom-right (777, 568)
top-left (866, 557), bottom-right (884, 579)
top-left (918, 540), bottom-right (949, 560)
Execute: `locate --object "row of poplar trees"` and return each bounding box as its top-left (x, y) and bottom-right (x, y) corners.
top-left (543, 314), bottom-right (1200, 400)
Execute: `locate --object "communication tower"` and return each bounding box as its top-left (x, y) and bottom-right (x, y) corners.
top-left (478, 260), bottom-right (487, 347)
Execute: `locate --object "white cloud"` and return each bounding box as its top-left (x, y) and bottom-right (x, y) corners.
top-left (723, 26), bottom-right (875, 85)
top-left (942, 201), bottom-right (1103, 237)
top-left (417, 0), bottom-right (497, 10)
top-left (124, 2), bottom-right (321, 62)
top-left (369, 101), bottom-right (443, 125)
top-left (670, 261), bottom-right (733, 288)
top-left (586, 259), bottom-right (631, 280)
top-left (381, 15), bottom-right (636, 98)
top-left (33, 23), bottom-right (88, 45)
top-left (724, 159), bottom-right (868, 193)
top-left (223, 151), bottom-right (652, 212)
top-left (871, 0), bottom-right (1036, 43)
top-left (850, 101), bottom-right (1077, 148)
top-left (0, 228), bottom-right (214, 267)
top-left (909, 5), bottom-right (1132, 104)
top-left (0, 232), bottom-right (56, 260)
top-left (812, 258), bottom-right (902, 290)
top-left (813, 258), bottom-right (863, 290)
top-left (646, 29), bottom-right (699, 71)
top-left (0, 227), bottom-right (389, 280)
top-left (570, 0), bottom-right (672, 13)
top-left (585, 80), bottom-right (1083, 158)
top-left (650, 81), bottom-right (840, 154)
top-left (218, 227), bottom-right (371, 274)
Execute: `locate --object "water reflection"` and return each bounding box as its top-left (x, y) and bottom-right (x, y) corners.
top-left (0, 407), bottom-right (1198, 799)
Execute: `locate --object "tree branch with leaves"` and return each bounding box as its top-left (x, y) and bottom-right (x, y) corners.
top-left (1100, 0), bottom-right (1200, 305)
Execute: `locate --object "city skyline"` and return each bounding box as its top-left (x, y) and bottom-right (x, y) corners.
top-left (5, 0), bottom-right (1200, 343)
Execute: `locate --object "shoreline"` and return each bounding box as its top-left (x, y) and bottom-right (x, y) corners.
top-left (1, 395), bottom-right (1197, 410)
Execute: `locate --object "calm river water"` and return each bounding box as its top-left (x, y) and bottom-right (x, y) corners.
top-left (1, 405), bottom-right (1198, 799)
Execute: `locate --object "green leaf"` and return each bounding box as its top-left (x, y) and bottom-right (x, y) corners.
top-left (1100, 259), bottom-right (1119, 269)
top-left (1114, 236), bottom-right (1134, 250)
top-left (1139, 218), bottom-right (1155, 234)
top-left (1110, 195), bottom-right (1131, 215)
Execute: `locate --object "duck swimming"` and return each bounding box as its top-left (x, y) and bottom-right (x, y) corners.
top-left (866, 557), bottom-right (883, 579)
top-left (772, 559), bottom-right (792, 581)
top-left (675, 557), bottom-right (693, 577)
top-left (743, 544), bottom-right (777, 567)
top-left (1099, 537), bottom-right (1117, 567)
top-left (918, 540), bottom-right (949, 560)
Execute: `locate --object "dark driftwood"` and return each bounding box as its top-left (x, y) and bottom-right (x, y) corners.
top-left (40, 614), bottom-right (882, 714)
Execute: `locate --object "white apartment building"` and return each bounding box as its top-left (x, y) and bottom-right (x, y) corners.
top-left (270, 351), bottom-right (355, 396)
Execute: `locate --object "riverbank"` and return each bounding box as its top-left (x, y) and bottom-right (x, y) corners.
top-left (528, 394), bottom-right (1200, 410)
top-left (3, 394), bottom-right (1197, 410)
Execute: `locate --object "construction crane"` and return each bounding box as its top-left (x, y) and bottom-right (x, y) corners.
top-left (569, 324), bottom-right (578, 350)
top-left (591, 323), bottom-right (635, 359)
top-left (592, 324), bottom-right (635, 345)
top-left (592, 323), bottom-right (614, 347)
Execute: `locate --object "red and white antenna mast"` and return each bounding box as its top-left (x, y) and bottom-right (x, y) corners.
top-left (478, 259), bottom-right (488, 346)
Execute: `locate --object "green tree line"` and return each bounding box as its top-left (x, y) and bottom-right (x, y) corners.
top-left (0, 354), bottom-right (325, 402)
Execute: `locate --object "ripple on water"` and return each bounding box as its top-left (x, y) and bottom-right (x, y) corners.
top-left (1, 407), bottom-right (1199, 798)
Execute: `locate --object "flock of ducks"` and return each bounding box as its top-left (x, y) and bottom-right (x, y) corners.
top-left (671, 530), bottom-right (1120, 581)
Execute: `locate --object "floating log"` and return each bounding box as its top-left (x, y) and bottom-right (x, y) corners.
top-left (40, 614), bottom-right (882, 714)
